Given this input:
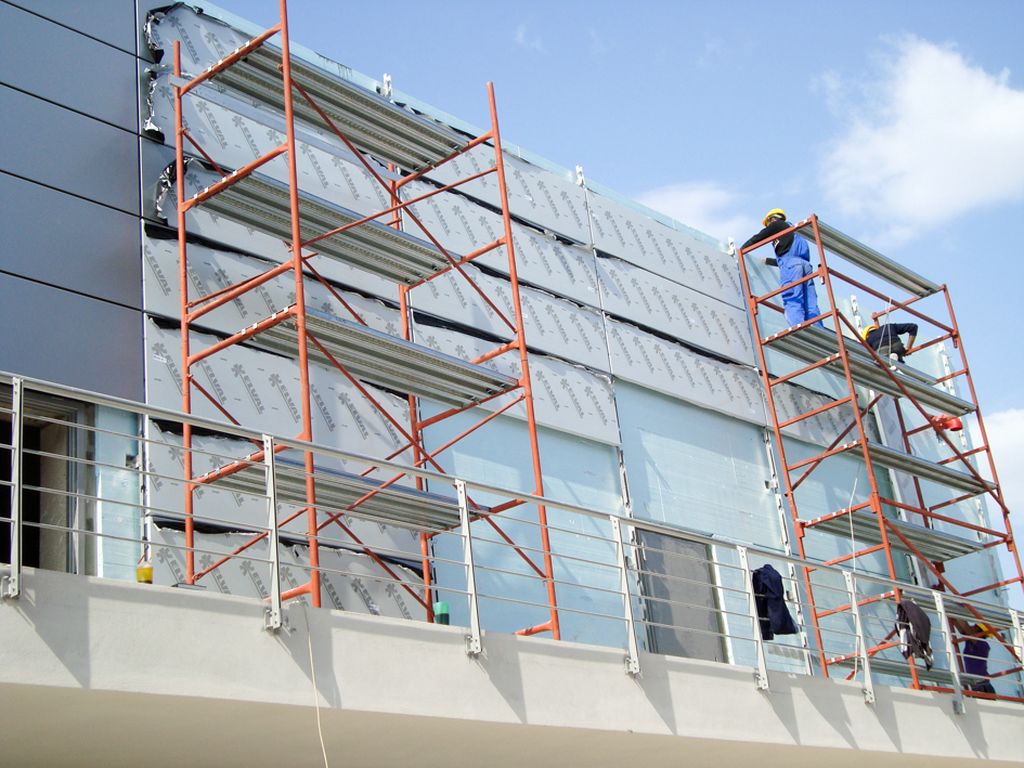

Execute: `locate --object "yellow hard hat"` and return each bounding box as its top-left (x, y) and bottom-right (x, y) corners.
top-left (762, 208), bottom-right (786, 227)
top-left (861, 324), bottom-right (878, 340)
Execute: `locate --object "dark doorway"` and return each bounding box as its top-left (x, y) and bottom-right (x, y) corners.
top-left (2, 416), bottom-right (71, 570)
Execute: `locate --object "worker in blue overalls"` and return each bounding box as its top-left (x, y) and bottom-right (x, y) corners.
top-left (743, 208), bottom-right (824, 328)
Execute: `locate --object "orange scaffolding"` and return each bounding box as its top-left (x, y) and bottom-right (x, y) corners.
top-left (738, 214), bottom-right (1023, 696)
top-left (170, 0), bottom-right (560, 637)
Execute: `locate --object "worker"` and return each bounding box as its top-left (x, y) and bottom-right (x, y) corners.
top-left (860, 321), bottom-right (918, 363)
top-left (951, 617), bottom-right (996, 695)
top-left (742, 209), bottom-right (824, 328)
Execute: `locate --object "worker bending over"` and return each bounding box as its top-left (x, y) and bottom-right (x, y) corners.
top-left (861, 321), bottom-right (917, 363)
top-left (743, 209), bottom-right (824, 328)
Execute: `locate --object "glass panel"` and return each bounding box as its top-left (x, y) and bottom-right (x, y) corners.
top-left (420, 404), bottom-right (626, 647)
top-left (616, 382), bottom-right (783, 548)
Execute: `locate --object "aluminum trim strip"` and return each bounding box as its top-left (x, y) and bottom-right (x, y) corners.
top-left (814, 220), bottom-right (940, 297)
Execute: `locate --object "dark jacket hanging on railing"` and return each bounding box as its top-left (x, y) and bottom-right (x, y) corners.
top-left (752, 564), bottom-right (798, 640)
top-left (895, 599), bottom-right (934, 670)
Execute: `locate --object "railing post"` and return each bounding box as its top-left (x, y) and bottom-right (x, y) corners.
top-left (2, 378), bottom-right (24, 600)
top-left (933, 592), bottom-right (965, 714)
top-left (843, 571), bottom-right (875, 705)
top-left (737, 546), bottom-right (769, 691)
top-left (611, 516), bottom-right (641, 676)
top-left (456, 479), bottom-right (481, 656)
top-left (1011, 609), bottom-right (1024, 670)
top-left (263, 435), bottom-right (283, 631)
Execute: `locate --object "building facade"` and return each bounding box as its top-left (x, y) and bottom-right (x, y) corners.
top-left (1, 1), bottom-right (1022, 765)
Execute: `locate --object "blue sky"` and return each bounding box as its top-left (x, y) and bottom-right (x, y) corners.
top-left (209, 0), bottom-right (1024, 596)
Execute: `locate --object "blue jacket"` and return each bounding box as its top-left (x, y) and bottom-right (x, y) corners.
top-left (752, 564), bottom-right (798, 640)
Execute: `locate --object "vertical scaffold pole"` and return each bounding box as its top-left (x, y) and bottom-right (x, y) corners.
top-left (3, 378), bottom-right (24, 599)
top-left (487, 81), bottom-right (559, 640)
top-left (172, 40), bottom-right (196, 585)
top-left (278, 0), bottom-right (320, 607)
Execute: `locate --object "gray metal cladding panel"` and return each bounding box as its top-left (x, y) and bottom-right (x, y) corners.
top-left (404, 180), bottom-right (601, 308)
top-left (145, 71), bottom-right (393, 217)
top-left (152, 177), bottom-right (399, 304)
top-left (1, 3), bottom-right (138, 131)
top-left (606, 317), bottom-right (766, 425)
top-left (10, 0), bottom-right (136, 53)
top-left (414, 324), bottom-right (619, 445)
top-left (145, 427), bottom-right (422, 559)
top-left (143, 320), bottom-right (417, 473)
top-left (0, 273), bottom-right (142, 400)
top-left (587, 191), bottom-right (741, 308)
top-left (410, 264), bottom-right (611, 372)
top-left (0, 86), bottom-right (140, 215)
top-left (151, 526), bottom-right (423, 614)
top-left (1, 174), bottom-right (142, 308)
top-left (597, 256), bottom-right (754, 365)
top-left (428, 145), bottom-right (590, 244)
top-left (142, 234), bottom-right (401, 336)
top-left (605, 317), bottom-right (858, 447)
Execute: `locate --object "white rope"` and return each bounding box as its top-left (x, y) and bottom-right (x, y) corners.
top-left (302, 604), bottom-right (331, 768)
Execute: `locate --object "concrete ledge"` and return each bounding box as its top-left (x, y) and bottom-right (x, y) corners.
top-left (1, 567), bottom-right (1022, 766)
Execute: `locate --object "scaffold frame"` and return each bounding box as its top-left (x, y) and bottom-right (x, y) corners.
top-left (170, 0), bottom-right (561, 638)
top-left (737, 214), bottom-right (1023, 698)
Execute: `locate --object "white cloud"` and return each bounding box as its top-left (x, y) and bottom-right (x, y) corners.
top-left (820, 37), bottom-right (1024, 245)
top-left (513, 24), bottom-right (543, 52)
top-left (969, 408), bottom-right (1024, 608)
top-left (635, 181), bottom-right (752, 241)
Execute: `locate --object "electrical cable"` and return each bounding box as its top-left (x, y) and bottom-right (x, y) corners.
top-left (847, 476), bottom-right (859, 573)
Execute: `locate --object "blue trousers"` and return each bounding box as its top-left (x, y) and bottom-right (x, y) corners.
top-left (778, 256), bottom-right (823, 327)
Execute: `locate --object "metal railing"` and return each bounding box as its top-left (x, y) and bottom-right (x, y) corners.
top-left (1, 372), bottom-right (1021, 710)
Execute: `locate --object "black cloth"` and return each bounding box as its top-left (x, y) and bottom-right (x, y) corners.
top-left (865, 323), bottom-right (918, 361)
top-left (895, 599), bottom-right (933, 669)
top-left (742, 218), bottom-right (794, 265)
top-left (751, 564), bottom-right (798, 640)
